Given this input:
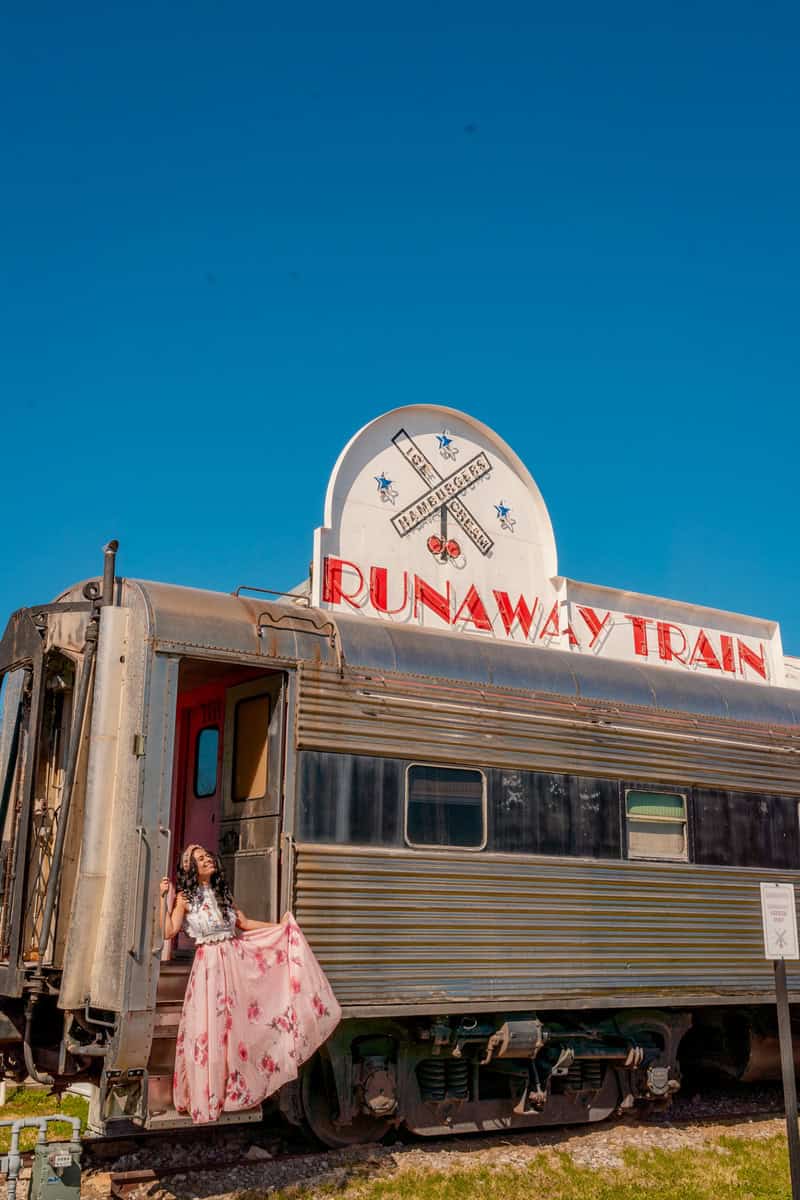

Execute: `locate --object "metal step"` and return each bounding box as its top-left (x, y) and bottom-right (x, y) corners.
top-left (147, 1039), bottom-right (177, 1076)
top-left (147, 1005), bottom-right (184, 1076)
top-left (152, 1005), bottom-right (183, 1034)
top-left (144, 1104), bottom-right (263, 1131)
top-left (146, 1077), bottom-right (262, 1130)
top-left (156, 962), bottom-right (192, 1004)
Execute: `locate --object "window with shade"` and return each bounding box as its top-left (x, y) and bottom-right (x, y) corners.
top-left (232, 694), bottom-right (270, 802)
top-left (405, 764), bottom-right (486, 850)
top-left (625, 789), bottom-right (688, 861)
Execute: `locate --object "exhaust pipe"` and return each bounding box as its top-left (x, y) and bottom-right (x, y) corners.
top-left (101, 540), bottom-right (119, 607)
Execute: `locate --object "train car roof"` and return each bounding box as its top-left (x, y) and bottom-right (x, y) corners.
top-left (57, 578), bottom-right (800, 728)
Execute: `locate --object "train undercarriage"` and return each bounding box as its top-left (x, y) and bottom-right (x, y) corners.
top-left (274, 1006), bottom-right (800, 1144)
top-left (290, 1008), bottom-right (689, 1144)
top-left (1, 985), bottom-right (798, 1144)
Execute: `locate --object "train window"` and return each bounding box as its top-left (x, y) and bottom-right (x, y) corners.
top-left (194, 727), bottom-right (219, 798)
top-left (490, 771), bottom-right (621, 859)
top-left (693, 789), bottom-right (800, 870)
top-left (297, 751), bottom-right (404, 846)
top-left (625, 790), bottom-right (687, 861)
top-left (233, 695), bottom-right (270, 802)
top-left (405, 764), bottom-right (486, 850)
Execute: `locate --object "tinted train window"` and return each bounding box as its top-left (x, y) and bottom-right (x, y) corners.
top-left (194, 727), bottom-right (219, 798)
top-left (233, 695), bottom-right (270, 802)
top-left (693, 789), bottom-right (800, 870)
top-left (297, 752), bottom-right (404, 846)
top-left (625, 790), bottom-right (687, 861)
top-left (490, 772), bottom-right (621, 859)
top-left (405, 765), bottom-right (486, 849)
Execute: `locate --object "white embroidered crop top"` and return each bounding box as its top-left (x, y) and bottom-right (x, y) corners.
top-left (182, 886), bottom-right (237, 944)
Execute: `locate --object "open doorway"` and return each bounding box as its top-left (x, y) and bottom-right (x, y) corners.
top-left (167, 659), bottom-right (287, 956)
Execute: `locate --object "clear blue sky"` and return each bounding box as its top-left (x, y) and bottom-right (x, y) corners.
top-left (2, 3), bottom-right (799, 651)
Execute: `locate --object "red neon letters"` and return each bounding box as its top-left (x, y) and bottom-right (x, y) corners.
top-left (321, 557), bottom-right (768, 680)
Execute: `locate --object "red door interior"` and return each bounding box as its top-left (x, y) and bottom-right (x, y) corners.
top-left (175, 683), bottom-right (224, 860)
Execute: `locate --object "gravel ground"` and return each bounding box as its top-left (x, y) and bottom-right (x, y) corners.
top-left (70, 1083), bottom-right (790, 1200)
top-left (103, 1115), bottom-right (789, 1200)
top-left (8, 1084), bottom-right (790, 1200)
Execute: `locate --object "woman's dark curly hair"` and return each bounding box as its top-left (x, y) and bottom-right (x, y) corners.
top-left (176, 847), bottom-right (235, 917)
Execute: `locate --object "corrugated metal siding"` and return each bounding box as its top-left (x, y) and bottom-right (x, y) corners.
top-left (295, 843), bottom-right (800, 1009)
top-left (296, 666), bottom-right (800, 794)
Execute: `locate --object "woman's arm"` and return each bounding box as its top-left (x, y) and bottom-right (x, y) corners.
top-left (160, 879), bottom-right (187, 940)
top-left (235, 907), bottom-right (279, 931)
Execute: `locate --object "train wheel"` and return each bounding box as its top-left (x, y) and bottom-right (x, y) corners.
top-left (301, 1055), bottom-right (391, 1148)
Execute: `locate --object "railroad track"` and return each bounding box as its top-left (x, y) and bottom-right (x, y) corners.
top-left (94, 1082), bottom-right (788, 1200)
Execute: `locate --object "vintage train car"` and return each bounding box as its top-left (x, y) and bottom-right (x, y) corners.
top-left (1, 405), bottom-right (799, 1143)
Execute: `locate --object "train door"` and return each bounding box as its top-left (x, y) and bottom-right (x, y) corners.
top-left (219, 675), bottom-right (285, 924)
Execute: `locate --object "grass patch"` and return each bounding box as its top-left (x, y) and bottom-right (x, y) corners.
top-left (264, 1134), bottom-right (793, 1200)
top-left (0, 1087), bottom-right (89, 1152)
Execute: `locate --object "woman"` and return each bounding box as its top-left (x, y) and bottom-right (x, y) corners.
top-left (160, 844), bottom-right (341, 1124)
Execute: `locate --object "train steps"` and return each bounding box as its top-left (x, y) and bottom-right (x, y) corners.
top-left (148, 962), bottom-right (189, 1077)
top-left (145, 961), bottom-right (261, 1129)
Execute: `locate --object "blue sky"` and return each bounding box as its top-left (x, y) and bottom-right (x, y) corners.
top-left (2, 3), bottom-right (799, 651)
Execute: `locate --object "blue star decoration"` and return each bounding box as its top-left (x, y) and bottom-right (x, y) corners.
top-left (495, 500), bottom-right (516, 532)
top-left (375, 472), bottom-right (398, 505)
top-left (436, 430), bottom-right (458, 460)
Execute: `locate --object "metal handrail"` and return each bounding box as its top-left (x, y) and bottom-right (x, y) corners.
top-left (128, 826), bottom-right (146, 958)
top-left (153, 825), bottom-right (172, 955)
top-left (233, 584), bottom-right (308, 600)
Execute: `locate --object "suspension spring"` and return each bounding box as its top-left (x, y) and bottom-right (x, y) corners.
top-left (582, 1061), bottom-right (605, 1092)
top-left (417, 1059), bottom-right (447, 1101)
top-left (565, 1063), bottom-right (583, 1091)
top-left (445, 1058), bottom-right (469, 1100)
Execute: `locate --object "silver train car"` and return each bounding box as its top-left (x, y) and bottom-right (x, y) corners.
top-left (1, 542), bottom-right (800, 1143)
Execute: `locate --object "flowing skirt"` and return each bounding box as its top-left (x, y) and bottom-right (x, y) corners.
top-left (172, 913), bottom-right (341, 1124)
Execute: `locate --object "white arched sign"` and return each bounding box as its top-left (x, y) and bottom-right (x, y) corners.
top-left (311, 404), bottom-right (786, 686)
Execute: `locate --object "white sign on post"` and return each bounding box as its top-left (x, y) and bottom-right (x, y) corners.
top-left (760, 882), bottom-right (800, 960)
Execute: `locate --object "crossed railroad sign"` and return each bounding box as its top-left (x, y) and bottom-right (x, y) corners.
top-left (390, 428), bottom-right (494, 560)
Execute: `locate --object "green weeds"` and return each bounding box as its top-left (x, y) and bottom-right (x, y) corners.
top-left (0, 1086), bottom-right (89, 1152)
top-left (267, 1134), bottom-right (793, 1200)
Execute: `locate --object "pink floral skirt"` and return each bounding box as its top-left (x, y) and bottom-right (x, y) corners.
top-left (172, 913), bottom-right (341, 1124)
